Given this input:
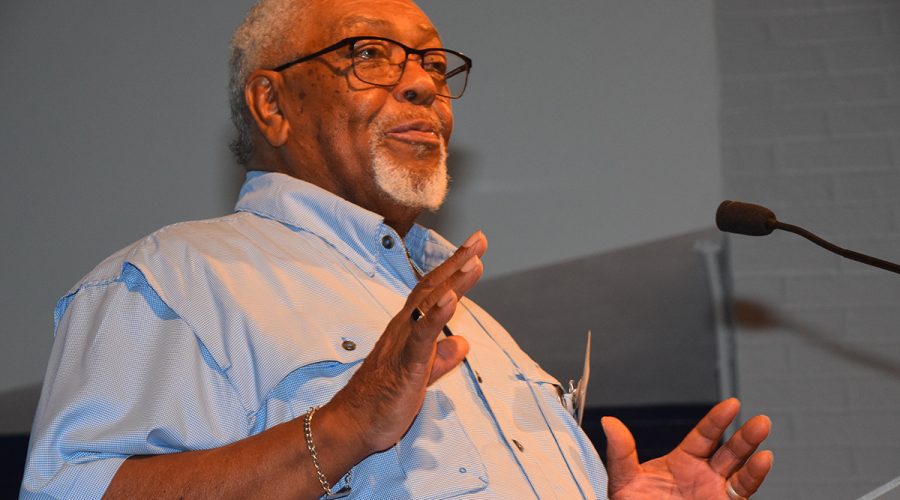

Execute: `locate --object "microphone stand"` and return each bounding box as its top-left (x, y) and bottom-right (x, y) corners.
top-left (774, 221), bottom-right (900, 275)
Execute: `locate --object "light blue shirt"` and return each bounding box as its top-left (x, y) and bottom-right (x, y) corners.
top-left (22, 171), bottom-right (607, 499)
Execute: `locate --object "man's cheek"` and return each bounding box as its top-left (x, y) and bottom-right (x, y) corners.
top-left (439, 109), bottom-right (453, 139)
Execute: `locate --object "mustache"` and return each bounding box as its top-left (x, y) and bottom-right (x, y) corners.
top-left (372, 111), bottom-right (446, 137)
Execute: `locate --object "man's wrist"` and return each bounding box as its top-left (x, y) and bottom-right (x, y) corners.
top-left (306, 401), bottom-right (373, 485)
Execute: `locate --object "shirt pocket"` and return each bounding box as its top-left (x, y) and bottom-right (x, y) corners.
top-left (518, 363), bottom-right (603, 499)
top-left (323, 389), bottom-right (489, 500)
top-left (518, 362), bottom-right (571, 416)
top-left (268, 335), bottom-right (372, 429)
top-left (285, 373), bottom-right (489, 499)
top-left (390, 389), bottom-right (489, 498)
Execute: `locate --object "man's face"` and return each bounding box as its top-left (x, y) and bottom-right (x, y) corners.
top-left (278, 0), bottom-right (453, 215)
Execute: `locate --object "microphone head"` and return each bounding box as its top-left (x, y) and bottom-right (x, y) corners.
top-left (716, 200), bottom-right (777, 236)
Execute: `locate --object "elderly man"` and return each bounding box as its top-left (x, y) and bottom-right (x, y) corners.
top-left (22, 0), bottom-right (772, 498)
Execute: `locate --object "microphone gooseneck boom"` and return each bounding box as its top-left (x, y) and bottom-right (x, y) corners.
top-left (716, 200), bottom-right (900, 275)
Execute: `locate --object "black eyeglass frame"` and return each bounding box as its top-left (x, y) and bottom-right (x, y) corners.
top-left (270, 36), bottom-right (473, 99)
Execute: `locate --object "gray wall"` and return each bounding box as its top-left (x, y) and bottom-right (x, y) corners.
top-left (717, 1), bottom-right (900, 498)
top-left (1, 2), bottom-right (249, 409)
top-left (0, 0), bottom-right (722, 424)
top-left (416, 1), bottom-right (722, 275)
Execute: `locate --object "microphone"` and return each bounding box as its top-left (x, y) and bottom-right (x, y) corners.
top-left (716, 200), bottom-right (900, 275)
top-left (716, 200), bottom-right (777, 236)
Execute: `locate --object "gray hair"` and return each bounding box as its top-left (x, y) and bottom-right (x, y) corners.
top-left (228, 0), bottom-right (309, 166)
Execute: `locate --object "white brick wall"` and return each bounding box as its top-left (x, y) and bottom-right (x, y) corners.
top-left (716, 1), bottom-right (900, 498)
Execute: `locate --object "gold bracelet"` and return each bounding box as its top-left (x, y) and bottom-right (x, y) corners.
top-left (304, 406), bottom-right (352, 497)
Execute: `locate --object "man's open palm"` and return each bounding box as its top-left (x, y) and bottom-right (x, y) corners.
top-left (605, 398), bottom-right (773, 499)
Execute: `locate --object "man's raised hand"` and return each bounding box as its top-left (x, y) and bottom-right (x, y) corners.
top-left (324, 230), bottom-right (487, 455)
top-left (604, 398), bottom-right (773, 499)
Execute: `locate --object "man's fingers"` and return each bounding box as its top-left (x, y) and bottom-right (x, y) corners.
top-left (390, 231), bottom-right (486, 380)
top-left (728, 450), bottom-right (774, 498)
top-left (423, 230), bottom-right (486, 285)
top-left (421, 254), bottom-right (483, 310)
top-left (709, 414), bottom-right (771, 477)
top-left (676, 398), bottom-right (741, 459)
top-left (602, 416), bottom-right (641, 494)
top-left (428, 336), bottom-right (469, 385)
top-left (402, 289), bottom-right (458, 365)
top-left (408, 231), bottom-right (487, 311)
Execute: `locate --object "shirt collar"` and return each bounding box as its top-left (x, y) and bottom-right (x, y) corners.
top-left (234, 171), bottom-right (455, 277)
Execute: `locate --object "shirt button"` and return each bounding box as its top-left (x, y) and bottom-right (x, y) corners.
top-left (381, 235), bottom-right (394, 249)
top-left (341, 340), bottom-right (357, 351)
top-left (512, 439), bottom-right (525, 452)
top-left (459, 467), bottom-right (467, 473)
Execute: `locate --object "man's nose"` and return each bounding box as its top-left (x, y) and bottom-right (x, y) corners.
top-left (391, 58), bottom-right (438, 105)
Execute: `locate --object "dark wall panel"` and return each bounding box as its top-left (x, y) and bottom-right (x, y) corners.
top-left (469, 228), bottom-right (724, 407)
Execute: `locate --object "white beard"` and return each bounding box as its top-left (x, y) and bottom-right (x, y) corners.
top-left (370, 141), bottom-right (449, 212)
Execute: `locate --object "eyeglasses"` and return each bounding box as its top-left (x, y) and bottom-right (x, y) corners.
top-left (272, 36), bottom-right (472, 99)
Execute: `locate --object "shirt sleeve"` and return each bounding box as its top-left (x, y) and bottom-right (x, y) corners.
top-left (21, 264), bottom-right (251, 499)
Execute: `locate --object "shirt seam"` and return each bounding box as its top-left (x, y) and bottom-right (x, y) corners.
top-left (76, 267), bottom-right (255, 423)
top-left (235, 205), bottom-right (377, 276)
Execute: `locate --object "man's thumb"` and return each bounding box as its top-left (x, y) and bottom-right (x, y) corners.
top-left (602, 416), bottom-right (641, 494)
top-left (428, 336), bottom-right (469, 385)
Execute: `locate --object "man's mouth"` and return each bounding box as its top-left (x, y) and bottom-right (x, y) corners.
top-left (384, 120), bottom-right (442, 146)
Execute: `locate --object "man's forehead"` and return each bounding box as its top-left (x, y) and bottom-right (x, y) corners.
top-left (338, 15), bottom-right (438, 39)
top-left (299, 0), bottom-right (440, 46)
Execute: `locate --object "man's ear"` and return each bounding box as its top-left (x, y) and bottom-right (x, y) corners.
top-left (245, 71), bottom-right (290, 147)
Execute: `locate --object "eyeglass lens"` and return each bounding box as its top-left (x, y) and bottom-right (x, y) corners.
top-left (350, 39), bottom-right (468, 98)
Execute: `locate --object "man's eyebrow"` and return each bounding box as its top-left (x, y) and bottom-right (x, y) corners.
top-left (339, 16), bottom-right (439, 39)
